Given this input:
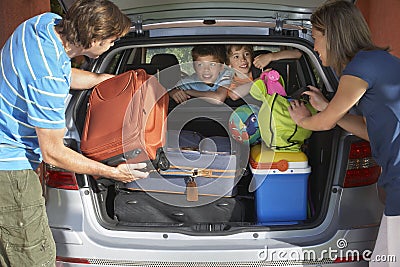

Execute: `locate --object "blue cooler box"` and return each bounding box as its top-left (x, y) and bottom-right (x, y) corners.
top-left (249, 144), bottom-right (311, 224)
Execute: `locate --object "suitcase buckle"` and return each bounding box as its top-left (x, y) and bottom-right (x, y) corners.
top-left (192, 168), bottom-right (212, 177)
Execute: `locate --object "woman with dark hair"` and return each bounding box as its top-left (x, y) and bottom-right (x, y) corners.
top-left (0, 1), bottom-right (147, 266)
top-left (288, 0), bottom-right (400, 264)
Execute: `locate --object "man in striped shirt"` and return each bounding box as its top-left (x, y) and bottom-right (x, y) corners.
top-left (0, 0), bottom-right (148, 266)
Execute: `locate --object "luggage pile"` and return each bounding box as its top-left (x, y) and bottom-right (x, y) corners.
top-left (80, 70), bottom-right (247, 225)
top-left (80, 67), bottom-right (314, 226)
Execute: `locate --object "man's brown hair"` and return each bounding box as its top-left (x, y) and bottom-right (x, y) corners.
top-left (55, 0), bottom-right (131, 49)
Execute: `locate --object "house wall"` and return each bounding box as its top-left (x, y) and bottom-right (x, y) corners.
top-left (0, 0), bottom-right (50, 47)
top-left (356, 0), bottom-right (400, 57)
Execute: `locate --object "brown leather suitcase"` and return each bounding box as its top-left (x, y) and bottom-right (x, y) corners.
top-left (80, 70), bottom-right (169, 170)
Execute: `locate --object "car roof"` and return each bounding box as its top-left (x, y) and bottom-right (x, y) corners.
top-left (58, 0), bottom-right (354, 30)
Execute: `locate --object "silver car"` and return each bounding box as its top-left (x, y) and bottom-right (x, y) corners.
top-left (44, 0), bottom-right (384, 266)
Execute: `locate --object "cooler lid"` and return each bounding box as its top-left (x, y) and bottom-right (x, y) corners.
top-left (249, 144), bottom-right (309, 171)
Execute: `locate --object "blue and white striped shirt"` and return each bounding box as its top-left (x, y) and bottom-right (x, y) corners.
top-left (0, 13), bottom-right (71, 170)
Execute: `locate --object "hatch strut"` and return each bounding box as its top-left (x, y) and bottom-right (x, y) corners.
top-left (134, 15), bottom-right (144, 35)
top-left (274, 13), bottom-right (285, 33)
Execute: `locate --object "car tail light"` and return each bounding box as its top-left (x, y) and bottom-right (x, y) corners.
top-left (44, 163), bottom-right (79, 190)
top-left (334, 256), bottom-right (360, 263)
top-left (343, 141), bottom-right (381, 188)
top-left (56, 256), bottom-right (90, 264)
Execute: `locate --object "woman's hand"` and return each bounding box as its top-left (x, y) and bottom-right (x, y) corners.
top-left (288, 99), bottom-right (312, 126)
top-left (303, 86), bottom-right (329, 111)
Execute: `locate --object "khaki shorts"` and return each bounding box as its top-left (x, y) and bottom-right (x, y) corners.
top-left (0, 170), bottom-right (56, 267)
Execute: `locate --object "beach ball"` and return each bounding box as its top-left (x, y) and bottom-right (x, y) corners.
top-left (229, 104), bottom-right (261, 145)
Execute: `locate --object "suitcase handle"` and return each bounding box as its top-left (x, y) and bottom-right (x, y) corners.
top-left (102, 149), bottom-right (142, 166)
top-left (103, 148), bottom-right (170, 173)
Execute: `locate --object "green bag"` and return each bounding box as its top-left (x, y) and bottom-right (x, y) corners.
top-left (250, 79), bottom-right (315, 151)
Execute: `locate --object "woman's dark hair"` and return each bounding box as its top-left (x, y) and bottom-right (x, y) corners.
top-left (55, 0), bottom-right (131, 49)
top-left (311, 0), bottom-right (388, 75)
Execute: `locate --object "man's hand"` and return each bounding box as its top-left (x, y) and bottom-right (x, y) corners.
top-left (113, 162), bottom-right (149, 183)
